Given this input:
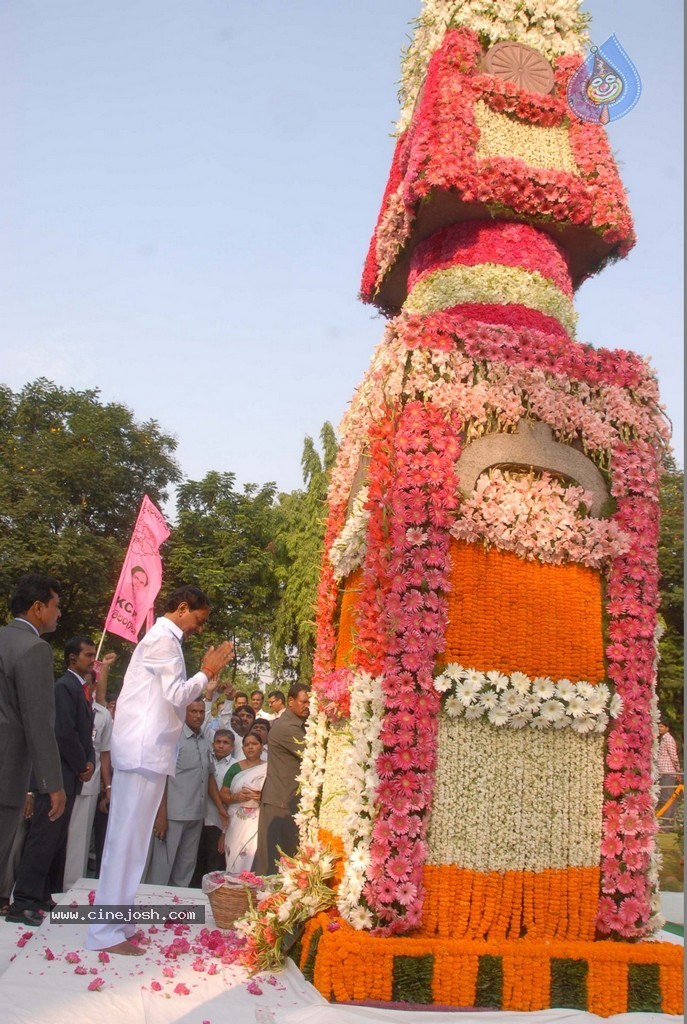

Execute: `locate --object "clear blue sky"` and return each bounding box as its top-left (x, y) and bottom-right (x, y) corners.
top-left (0, 1), bottom-right (682, 501)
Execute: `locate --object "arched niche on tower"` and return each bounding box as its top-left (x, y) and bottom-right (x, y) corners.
top-left (455, 418), bottom-right (610, 517)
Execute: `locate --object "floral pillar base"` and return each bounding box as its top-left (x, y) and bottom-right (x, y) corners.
top-left (296, 914), bottom-right (683, 1018)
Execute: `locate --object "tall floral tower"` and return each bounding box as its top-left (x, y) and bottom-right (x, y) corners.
top-left (295, 1), bottom-right (682, 1014)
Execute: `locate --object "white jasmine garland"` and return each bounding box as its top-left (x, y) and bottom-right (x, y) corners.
top-left (427, 716), bottom-right (604, 872)
top-left (336, 671), bottom-right (384, 928)
top-left (434, 663), bottom-right (620, 733)
top-left (329, 486), bottom-right (371, 581)
top-left (295, 691), bottom-right (329, 843)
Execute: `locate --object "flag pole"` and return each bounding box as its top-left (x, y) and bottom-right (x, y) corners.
top-left (95, 629), bottom-right (108, 661)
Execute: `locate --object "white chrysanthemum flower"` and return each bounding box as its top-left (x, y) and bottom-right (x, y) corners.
top-left (349, 845), bottom-right (369, 869)
top-left (510, 671), bottom-right (531, 694)
top-left (455, 679), bottom-right (481, 706)
top-left (523, 693), bottom-right (543, 714)
top-left (532, 676), bottom-right (555, 699)
top-left (465, 704), bottom-right (484, 720)
top-left (540, 699), bottom-right (566, 722)
top-left (486, 669), bottom-right (506, 688)
top-left (529, 715), bottom-right (549, 730)
top-left (609, 693), bottom-right (624, 718)
top-left (348, 906), bottom-right (374, 930)
top-left (571, 716), bottom-right (596, 735)
top-left (488, 705), bottom-right (510, 727)
top-left (509, 711), bottom-right (531, 729)
top-left (434, 674), bottom-right (453, 693)
top-left (463, 667), bottom-right (485, 687)
top-left (566, 695), bottom-right (588, 718)
top-left (478, 690), bottom-right (499, 710)
top-left (501, 690), bottom-right (524, 712)
top-left (576, 681), bottom-right (596, 698)
top-left (594, 712), bottom-right (609, 733)
top-left (444, 663), bottom-right (464, 681)
top-left (595, 682), bottom-right (610, 703)
top-left (586, 689), bottom-right (608, 715)
top-left (556, 678), bottom-right (576, 700)
top-left (552, 716), bottom-right (569, 729)
top-left (445, 696), bottom-right (464, 718)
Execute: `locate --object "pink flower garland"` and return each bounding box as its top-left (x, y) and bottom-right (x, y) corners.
top-left (596, 440), bottom-right (662, 938)
top-left (362, 401), bottom-right (461, 933)
top-left (407, 221), bottom-right (573, 298)
top-left (394, 309), bottom-right (663, 398)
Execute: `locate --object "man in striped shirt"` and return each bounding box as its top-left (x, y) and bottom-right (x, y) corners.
top-left (658, 719), bottom-right (682, 828)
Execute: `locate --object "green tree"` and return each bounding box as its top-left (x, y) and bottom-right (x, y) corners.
top-left (657, 454), bottom-right (684, 742)
top-left (165, 472), bottom-right (280, 682)
top-left (0, 379), bottom-right (180, 648)
top-left (271, 423), bottom-right (338, 685)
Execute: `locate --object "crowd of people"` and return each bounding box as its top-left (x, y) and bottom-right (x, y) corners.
top-left (0, 573), bottom-right (311, 955)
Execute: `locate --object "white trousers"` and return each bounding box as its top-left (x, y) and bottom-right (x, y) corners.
top-left (86, 767), bottom-right (166, 950)
top-left (63, 791), bottom-right (98, 891)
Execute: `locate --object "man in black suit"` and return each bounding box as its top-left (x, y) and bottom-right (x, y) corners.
top-left (0, 575), bottom-right (65, 898)
top-left (8, 636), bottom-right (95, 924)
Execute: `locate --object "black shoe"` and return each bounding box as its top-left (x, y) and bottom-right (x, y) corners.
top-left (5, 907), bottom-right (43, 926)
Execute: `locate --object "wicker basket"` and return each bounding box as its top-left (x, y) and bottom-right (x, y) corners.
top-left (206, 881), bottom-right (251, 929)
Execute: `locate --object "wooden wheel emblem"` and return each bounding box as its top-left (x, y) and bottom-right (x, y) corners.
top-left (484, 41), bottom-right (555, 94)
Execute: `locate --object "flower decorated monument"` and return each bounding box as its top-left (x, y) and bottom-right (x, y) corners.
top-left (281, 0), bottom-right (682, 1015)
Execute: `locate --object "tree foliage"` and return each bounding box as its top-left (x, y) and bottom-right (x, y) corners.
top-left (270, 423), bottom-right (338, 685)
top-left (165, 471), bottom-right (281, 682)
top-left (657, 454), bottom-right (684, 740)
top-left (0, 379), bottom-right (180, 646)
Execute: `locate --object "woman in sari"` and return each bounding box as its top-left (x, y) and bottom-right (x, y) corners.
top-left (219, 732), bottom-right (267, 873)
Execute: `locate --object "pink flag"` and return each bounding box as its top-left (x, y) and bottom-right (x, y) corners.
top-left (104, 495), bottom-right (171, 644)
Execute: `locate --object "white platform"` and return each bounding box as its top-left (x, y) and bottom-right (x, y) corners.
top-left (0, 880), bottom-right (682, 1024)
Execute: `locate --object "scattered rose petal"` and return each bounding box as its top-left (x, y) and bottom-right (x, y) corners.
top-left (65, 951), bottom-right (81, 964)
top-left (89, 967), bottom-right (98, 974)
top-left (74, 966), bottom-right (88, 975)
top-left (88, 977), bottom-right (105, 991)
top-left (173, 983), bottom-right (190, 996)
top-left (246, 980), bottom-right (263, 995)
top-left (87, 890), bottom-right (96, 905)
top-left (44, 949), bottom-right (55, 961)
top-left (98, 951), bottom-right (110, 963)
top-left (150, 980), bottom-right (162, 992)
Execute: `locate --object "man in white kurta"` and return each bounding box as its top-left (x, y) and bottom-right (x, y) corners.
top-left (85, 587), bottom-right (233, 955)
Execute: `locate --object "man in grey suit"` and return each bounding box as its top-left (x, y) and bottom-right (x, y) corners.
top-left (253, 683), bottom-right (309, 875)
top-left (0, 575), bottom-right (66, 901)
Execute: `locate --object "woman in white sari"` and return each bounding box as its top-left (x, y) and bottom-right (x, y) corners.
top-left (219, 732), bottom-right (267, 873)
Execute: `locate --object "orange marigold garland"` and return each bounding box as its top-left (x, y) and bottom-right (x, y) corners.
top-left (445, 539), bottom-right (605, 683)
top-left (297, 912), bottom-right (682, 1015)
